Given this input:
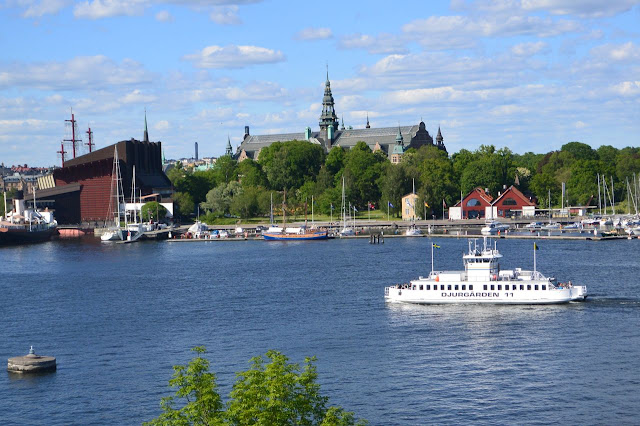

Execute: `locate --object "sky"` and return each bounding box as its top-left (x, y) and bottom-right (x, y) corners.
top-left (1, 0), bottom-right (639, 167)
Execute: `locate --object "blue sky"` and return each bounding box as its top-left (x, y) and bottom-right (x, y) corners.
top-left (1, 0), bottom-right (639, 167)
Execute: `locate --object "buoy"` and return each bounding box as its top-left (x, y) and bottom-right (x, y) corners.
top-left (7, 346), bottom-right (56, 374)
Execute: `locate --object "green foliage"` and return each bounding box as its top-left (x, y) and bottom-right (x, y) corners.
top-left (212, 156), bottom-right (239, 186)
top-left (259, 141), bottom-right (325, 191)
top-left (561, 141), bottom-right (598, 162)
top-left (237, 159), bottom-right (267, 189)
top-left (146, 348), bottom-right (366, 426)
top-left (173, 192), bottom-right (195, 218)
top-left (379, 162), bottom-right (407, 217)
top-left (230, 186), bottom-right (261, 219)
top-left (200, 181), bottom-right (243, 217)
top-left (144, 346), bottom-right (224, 426)
top-left (342, 142), bottom-right (385, 207)
top-left (141, 201), bottom-right (168, 222)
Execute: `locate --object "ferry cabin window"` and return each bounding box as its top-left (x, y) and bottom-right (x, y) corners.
top-left (497, 285), bottom-right (502, 290)
top-left (535, 285), bottom-right (539, 290)
top-left (469, 285), bottom-right (473, 290)
top-left (448, 285), bottom-right (452, 290)
top-left (412, 285), bottom-right (416, 290)
top-left (441, 285), bottom-right (445, 290)
top-left (419, 285), bottom-right (423, 290)
top-left (462, 285), bottom-right (466, 290)
top-left (454, 285), bottom-right (459, 290)
top-left (542, 285), bottom-right (546, 290)
top-left (520, 285), bottom-right (525, 290)
top-left (483, 285), bottom-right (488, 290)
top-left (512, 285), bottom-right (517, 290)
top-left (527, 285), bottom-right (531, 290)
top-left (426, 285), bottom-right (430, 290)
top-left (490, 285), bottom-right (495, 290)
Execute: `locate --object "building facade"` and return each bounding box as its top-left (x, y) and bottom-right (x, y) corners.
top-left (235, 74), bottom-right (447, 161)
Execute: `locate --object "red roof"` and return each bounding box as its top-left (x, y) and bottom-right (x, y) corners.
top-left (492, 185), bottom-right (535, 207)
top-left (454, 187), bottom-right (493, 207)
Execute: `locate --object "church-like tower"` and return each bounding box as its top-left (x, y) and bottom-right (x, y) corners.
top-left (319, 68), bottom-right (339, 147)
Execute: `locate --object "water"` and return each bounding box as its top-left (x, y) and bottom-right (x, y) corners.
top-left (1, 237), bottom-right (639, 425)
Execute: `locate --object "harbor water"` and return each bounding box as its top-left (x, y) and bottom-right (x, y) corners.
top-left (1, 237), bottom-right (639, 424)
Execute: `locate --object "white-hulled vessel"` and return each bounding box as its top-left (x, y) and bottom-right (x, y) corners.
top-left (384, 238), bottom-right (587, 304)
top-left (480, 220), bottom-right (509, 235)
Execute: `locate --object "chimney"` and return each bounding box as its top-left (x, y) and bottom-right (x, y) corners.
top-left (195, 142), bottom-right (199, 161)
top-left (244, 126), bottom-right (250, 140)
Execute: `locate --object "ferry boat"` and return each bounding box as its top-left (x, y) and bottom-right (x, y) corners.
top-left (1, 191), bottom-right (57, 246)
top-left (384, 238), bottom-right (587, 304)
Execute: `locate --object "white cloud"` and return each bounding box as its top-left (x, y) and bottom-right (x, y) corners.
top-left (119, 89), bottom-right (157, 104)
top-left (154, 120), bottom-right (170, 130)
top-left (0, 55), bottom-right (153, 90)
top-left (610, 81), bottom-right (640, 96)
top-left (522, 0), bottom-right (640, 18)
top-left (155, 9), bottom-right (173, 21)
top-left (21, 0), bottom-right (71, 17)
top-left (574, 120), bottom-right (587, 128)
top-left (590, 41), bottom-right (640, 62)
top-left (454, 0), bottom-right (639, 18)
top-left (73, 0), bottom-right (147, 19)
top-left (338, 33), bottom-right (408, 54)
top-left (209, 5), bottom-right (241, 24)
top-left (295, 27), bottom-right (333, 41)
top-left (183, 45), bottom-right (285, 69)
top-left (511, 41), bottom-right (549, 56)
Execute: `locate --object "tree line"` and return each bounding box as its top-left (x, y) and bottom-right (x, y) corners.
top-left (166, 140), bottom-right (640, 221)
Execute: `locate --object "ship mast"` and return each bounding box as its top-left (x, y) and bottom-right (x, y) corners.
top-left (64, 109), bottom-right (81, 159)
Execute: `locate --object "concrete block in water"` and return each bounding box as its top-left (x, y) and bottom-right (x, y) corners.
top-left (7, 346), bottom-right (56, 374)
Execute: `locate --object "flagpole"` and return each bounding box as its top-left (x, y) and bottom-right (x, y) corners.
top-left (368, 202), bottom-right (370, 222)
top-left (534, 243), bottom-right (537, 276)
top-left (431, 243), bottom-right (434, 274)
top-left (387, 201), bottom-right (390, 221)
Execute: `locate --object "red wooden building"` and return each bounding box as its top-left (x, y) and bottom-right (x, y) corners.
top-left (490, 185), bottom-right (536, 218)
top-left (36, 139), bottom-right (172, 224)
top-left (452, 187), bottom-right (494, 219)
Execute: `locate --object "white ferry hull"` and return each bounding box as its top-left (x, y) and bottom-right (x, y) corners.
top-left (385, 281), bottom-right (587, 305)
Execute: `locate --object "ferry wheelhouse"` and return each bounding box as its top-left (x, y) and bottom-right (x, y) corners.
top-left (385, 238), bottom-right (587, 304)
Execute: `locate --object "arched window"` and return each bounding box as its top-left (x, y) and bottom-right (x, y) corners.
top-left (466, 198), bottom-right (482, 207)
top-left (503, 198), bottom-right (518, 206)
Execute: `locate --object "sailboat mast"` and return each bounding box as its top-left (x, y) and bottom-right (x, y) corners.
top-left (612, 176), bottom-right (616, 215)
top-left (597, 173), bottom-right (601, 215)
top-left (115, 146), bottom-right (120, 227)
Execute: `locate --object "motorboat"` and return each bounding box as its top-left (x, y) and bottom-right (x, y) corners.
top-left (405, 224), bottom-right (422, 236)
top-left (480, 220), bottom-right (509, 235)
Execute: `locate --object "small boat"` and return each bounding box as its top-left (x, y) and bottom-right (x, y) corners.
top-left (563, 222), bottom-right (580, 230)
top-left (405, 224), bottom-right (422, 236)
top-left (481, 220), bottom-right (509, 235)
top-left (541, 222), bottom-right (561, 231)
top-left (263, 226), bottom-right (328, 240)
top-left (524, 221), bottom-right (543, 229)
top-left (384, 237), bottom-right (588, 305)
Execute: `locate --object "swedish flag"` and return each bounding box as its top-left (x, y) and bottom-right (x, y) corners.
top-left (433, 243), bottom-right (440, 249)
top-left (534, 242), bottom-right (538, 251)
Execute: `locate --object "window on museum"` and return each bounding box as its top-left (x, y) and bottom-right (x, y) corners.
top-left (503, 197), bottom-right (518, 206)
top-left (467, 198), bottom-right (482, 207)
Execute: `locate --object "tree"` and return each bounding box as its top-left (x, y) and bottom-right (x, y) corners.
top-left (379, 163), bottom-right (407, 218)
top-left (144, 346), bottom-right (224, 425)
top-left (146, 348), bottom-right (366, 426)
top-left (237, 159), bottom-right (267, 189)
top-left (342, 142), bottom-right (385, 207)
top-left (200, 182), bottom-right (243, 217)
top-left (141, 201), bottom-right (168, 222)
top-left (173, 192), bottom-right (195, 218)
top-left (213, 156), bottom-right (239, 186)
top-left (230, 186), bottom-right (261, 219)
top-left (561, 141), bottom-right (598, 162)
top-left (259, 141), bottom-right (325, 191)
